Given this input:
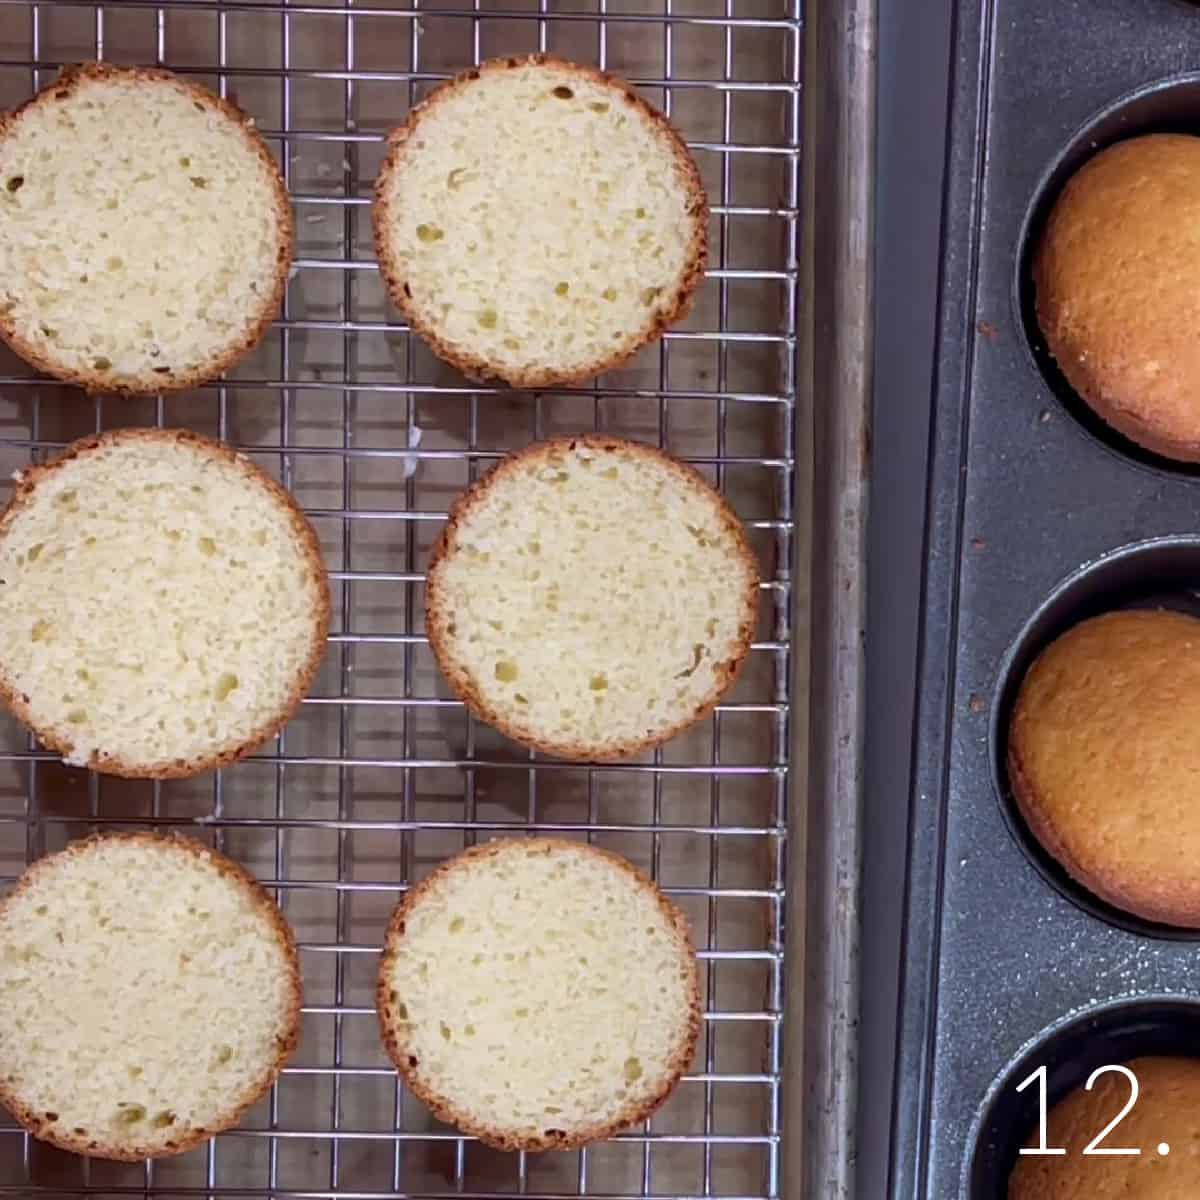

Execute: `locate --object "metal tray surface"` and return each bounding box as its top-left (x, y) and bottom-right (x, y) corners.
top-left (893, 1), bottom-right (1200, 1197)
top-left (0, 1), bottom-right (874, 1197)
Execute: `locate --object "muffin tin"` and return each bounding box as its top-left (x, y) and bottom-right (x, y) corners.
top-left (891, 0), bottom-right (1200, 1195)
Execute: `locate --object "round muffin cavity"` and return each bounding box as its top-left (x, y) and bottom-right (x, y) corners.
top-left (372, 55), bottom-right (708, 387)
top-left (1008, 608), bottom-right (1200, 927)
top-left (377, 838), bottom-right (701, 1150)
top-left (424, 435), bottom-right (759, 760)
top-left (0, 63), bottom-right (292, 393)
top-left (0, 834), bottom-right (301, 1160)
top-left (1009, 1056), bottom-right (1200, 1198)
top-left (0, 429), bottom-right (329, 777)
top-left (1033, 133), bottom-right (1200, 462)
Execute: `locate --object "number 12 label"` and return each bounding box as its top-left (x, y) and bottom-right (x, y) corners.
top-left (1017, 1064), bottom-right (1142, 1156)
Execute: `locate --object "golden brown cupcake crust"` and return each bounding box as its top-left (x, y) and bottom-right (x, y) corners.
top-left (1034, 134), bottom-right (1200, 461)
top-left (1009, 609), bottom-right (1200, 926)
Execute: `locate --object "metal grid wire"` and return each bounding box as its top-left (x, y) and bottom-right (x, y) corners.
top-left (0, 0), bottom-right (800, 1196)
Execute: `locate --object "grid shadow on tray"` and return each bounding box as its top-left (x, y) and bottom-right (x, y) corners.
top-left (0, 0), bottom-right (801, 1195)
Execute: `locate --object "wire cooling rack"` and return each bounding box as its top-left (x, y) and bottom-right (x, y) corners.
top-left (0, 1), bottom-right (801, 1196)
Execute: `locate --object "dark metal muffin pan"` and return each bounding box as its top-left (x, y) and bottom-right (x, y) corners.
top-left (890, 1), bottom-right (1200, 1196)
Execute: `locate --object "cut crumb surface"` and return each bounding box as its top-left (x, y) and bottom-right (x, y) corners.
top-left (0, 62), bottom-right (292, 393)
top-left (373, 55), bottom-right (708, 387)
top-left (377, 838), bottom-right (701, 1150)
top-left (425, 436), bottom-right (759, 760)
top-left (0, 833), bottom-right (300, 1160)
top-left (0, 428), bottom-right (329, 778)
